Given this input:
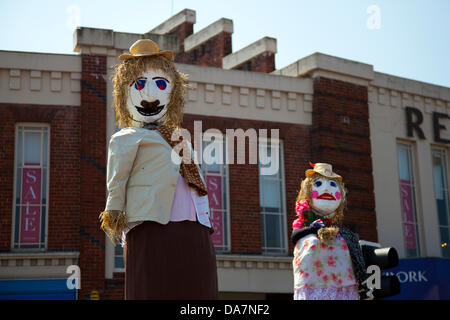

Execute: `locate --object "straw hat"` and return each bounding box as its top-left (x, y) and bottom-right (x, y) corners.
top-left (306, 162), bottom-right (342, 181)
top-left (119, 39), bottom-right (174, 61)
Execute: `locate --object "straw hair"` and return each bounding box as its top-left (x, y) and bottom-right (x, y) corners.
top-left (112, 55), bottom-right (187, 129)
top-left (99, 210), bottom-right (127, 245)
top-left (296, 172), bottom-right (347, 242)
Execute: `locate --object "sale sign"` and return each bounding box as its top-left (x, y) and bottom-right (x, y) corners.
top-left (20, 168), bottom-right (41, 244)
top-left (206, 175), bottom-right (224, 247)
top-left (400, 179), bottom-right (417, 249)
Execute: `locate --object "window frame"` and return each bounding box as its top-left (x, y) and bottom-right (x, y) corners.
top-left (201, 131), bottom-right (231, 253)
top-left (113, 244), bottom-right (125, 272)
top-left (431, 146), bottom-right (450, 258)
top-left (11, 123), bottom-right (51, 251)
top-left (396, 141), bottom-right (421, 257)
top-left (258, 137), bottom-right (287, 255)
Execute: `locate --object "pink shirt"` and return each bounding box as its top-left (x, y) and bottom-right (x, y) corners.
top-left (169, 173), bottom-right (197, 222)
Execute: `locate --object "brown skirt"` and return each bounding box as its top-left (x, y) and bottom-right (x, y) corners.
top-left (124, 220), bottom-right (218, 300)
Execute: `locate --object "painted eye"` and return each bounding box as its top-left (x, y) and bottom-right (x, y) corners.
top-left (155, 79), bottom-right (167, 90)
top-left (330, 181), bottom-right (337, 187)
top-left (134, 79), bottom-right (146, 91)
top-left (314, 180), bottom-right (322, 187)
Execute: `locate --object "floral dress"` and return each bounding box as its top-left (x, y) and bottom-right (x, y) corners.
top-left (293, 232), bottom-right (360, 300)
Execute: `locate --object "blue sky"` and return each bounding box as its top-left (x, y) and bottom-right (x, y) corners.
top-left (0, 0), bottom-right (449, 87)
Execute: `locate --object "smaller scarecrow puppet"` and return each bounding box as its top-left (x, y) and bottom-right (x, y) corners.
top-left (291, 163), bottom-right (372, 300)
top-left (99, 39), bottom-right (218, 299)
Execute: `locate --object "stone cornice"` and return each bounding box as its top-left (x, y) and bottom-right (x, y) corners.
top-left (216, 254), bottom-right (292, 270)
top-left (0, 251), bottom-right (80, 279)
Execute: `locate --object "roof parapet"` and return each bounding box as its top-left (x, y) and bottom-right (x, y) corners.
top-left (222, 37), bottom-right (276, 71)
top-left (73, 27), bottom-right (178, 54)
top-left (149, 9), bottom-right (196, 34)
top-left (184, 18), bottom-right (233, 52)
top-left (73, 27), bottom-right (114, 52)
top-left (273, 52), bottom-right (374, 85)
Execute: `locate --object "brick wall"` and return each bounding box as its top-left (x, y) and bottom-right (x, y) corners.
top-left (152, 16), bottom-right (232, 68)
top-left (182, 33), bottom-right (232, 68)
top-left (168, 22), bottom-right (195, 65)
top-left (311, 76), bottom-right (377, 242)
top-left (0, 54), bottom-right (109, 299)
top-left (104, 273), bottom-right (125, 300)
top-left (0, 105), bottom-right (16, 250)
top-left (233, 52), bottom-right (276, 74)
top-left (0, 103), bottom-right (80, 250)
top-left (78, 54), bottom-right (107, 299)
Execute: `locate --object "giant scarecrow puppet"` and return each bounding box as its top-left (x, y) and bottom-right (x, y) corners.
top-left (291, 163), bottom-right (372, 300)
top-left (99, 39), bottom-right (218, 299)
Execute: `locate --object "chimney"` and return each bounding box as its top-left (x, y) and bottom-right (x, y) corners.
top-left (148, 9), bottom-right (196, 63)
top-left (183, 18), bottom-right (233, 68)
top-left (222, 37), bottom-right (277, 73)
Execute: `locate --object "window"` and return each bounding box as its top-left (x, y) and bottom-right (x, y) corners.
top-left (13, 124), bottom-right (50, 249)
top-left (202, 133), bottom-right (230, 252)
top-left (114, 245), bottom-right (125, 270)
top-left (259, 139), bottom-right (286, 255)
top-left (431, 148), bottom-right (450, 258)
top-left (397, 143), bottom-right (420, 257)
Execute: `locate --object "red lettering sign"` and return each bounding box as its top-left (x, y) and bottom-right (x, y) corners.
top-left (206, 175), bottom-right (224, 247)
top-left (20, 168), bottom-right (41, 244)
top-left (207, 175), bottom-right (222, 210)
top-left (400, 179), bottom-right (417, 249)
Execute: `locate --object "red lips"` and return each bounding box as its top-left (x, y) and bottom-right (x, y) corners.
top-left (317, 193), bottom-right (336, 201)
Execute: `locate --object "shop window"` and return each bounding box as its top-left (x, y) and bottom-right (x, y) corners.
top-left (13, 124), bottom-right (50, 250)
top-left (259, 139), bottom-right (287, 255)
top-left (202, 133), bottom-right (230, 252)
top-left (431, 148), bottom-right (450, 258)
top-left (397, 143), bottom-right (421, 257)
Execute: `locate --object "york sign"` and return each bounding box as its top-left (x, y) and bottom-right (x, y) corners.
top-left (406, 106), bottom-right (450, 143)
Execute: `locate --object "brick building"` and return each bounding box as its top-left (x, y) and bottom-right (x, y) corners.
top-left (1, 9), bottom-right (449, 299)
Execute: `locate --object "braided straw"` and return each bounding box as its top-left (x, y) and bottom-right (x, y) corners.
top-left (99, 210), bottom-right (127, 245)
top-left (317, 227), bottom-right (340, 242)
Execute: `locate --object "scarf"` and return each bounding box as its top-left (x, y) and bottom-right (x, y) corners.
top-left (145, 123), bottom-right (208, 197)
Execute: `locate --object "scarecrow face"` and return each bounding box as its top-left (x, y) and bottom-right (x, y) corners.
top-left (126, 68), bottom-right (173, 126)
top-left (310, 177), bottom-right (342, 215)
